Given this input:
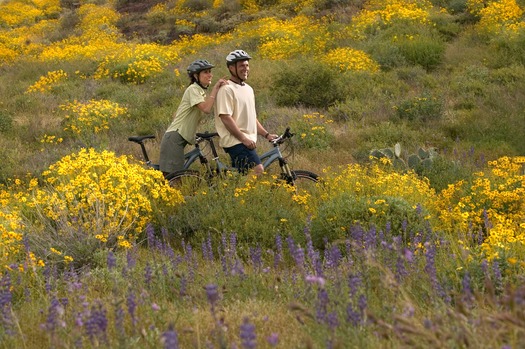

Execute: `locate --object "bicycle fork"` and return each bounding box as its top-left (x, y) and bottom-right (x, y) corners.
top-left (278, 157), bottom-right (296, 185)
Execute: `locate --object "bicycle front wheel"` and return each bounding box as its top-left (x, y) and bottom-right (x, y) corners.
top-left (165, 170), bottom-right (208, 197)
top-left (289, 170), bottom-right (320, 194)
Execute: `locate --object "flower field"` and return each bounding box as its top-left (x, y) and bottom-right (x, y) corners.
top-left (1, 0), bottom-right (525, 347)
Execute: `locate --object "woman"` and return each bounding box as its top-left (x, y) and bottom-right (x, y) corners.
top-left (159, 59), bottom-right (227, 175)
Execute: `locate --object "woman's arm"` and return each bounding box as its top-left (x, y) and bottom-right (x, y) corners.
top-left (197, 78), bottom-right (228, 114)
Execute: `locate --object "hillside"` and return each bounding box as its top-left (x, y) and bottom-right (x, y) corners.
top-left (0, 0), bottom-right (524, 186)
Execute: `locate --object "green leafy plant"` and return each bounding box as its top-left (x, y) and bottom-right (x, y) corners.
top-left (271, 59), bottom-right (346, 108)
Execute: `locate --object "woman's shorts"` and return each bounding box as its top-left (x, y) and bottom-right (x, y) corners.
top-left (159, 131), bottom-right (188, 173)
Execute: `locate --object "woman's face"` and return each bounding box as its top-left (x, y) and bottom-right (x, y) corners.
top-left (197, 69), bottom-right (213, 87)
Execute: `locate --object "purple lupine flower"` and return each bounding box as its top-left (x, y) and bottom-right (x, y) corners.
top-left (230, 233), bottom-right (238, 256)
top-left (316, 288), bottom-right (329, 323)
top-left (401, 219), bottom-right (408, 233)
top-left (293, 245), bottom-right (305, 271)
top-left (85, 302), bottom-right (108, 344)
top-left (126, 249), bottom-right (137, 270)
top-left (304, 217), bottom-right (317, 265)
top-left (286, 235), bottom-right (296, 259)
top-left (385, 221), bottom-right (392, 235)
top-left (364, 225), bottom-right (377, 250)
top-left (232, 259), bottom-right (245, 276)
top-left (239, 317), bottom-right (256, 349)
top-left (346, 304), bottom-right (361, 326)
top-left (144, 263), bottom-right (153, 288)
top-left (493, 261), bottom-right (502, 290)
top-left (205, 284), bottom-right (219, 309)
top-left (146, 223), bottom-right (156, 249)
top-left (114, 301), bottom-right (125, 338)
top-left (250, 245), bottom-right (262, 271)
top-left (358, 294), bottom-right (367, 315)
top-left (0, 272), bottom-right (14, 335)
top-left (41, 296), bottom-right (65, 333)
top-left (127, 290), bottom-right (137, 327)
top-left (404, 248), bottom-right (414, 263)
top-left (462, 271), bottom-right (473, 304)
top-left (424, 242), bottom-right (446, 300)
top-left (395, 255), bottom-right (408, 281)
top-left (306, 275), bottom-right (326, 288)
top-left (481, 259), bottom-right (488, 276)
top-left (267, 332), bottom-right (279, 346)
top-left (201, 240), bottom-right (210, 262)
top-left (107, 250), bottom-right (117, 270)
top-left (348, 273), bottom-right (361, 298)
top-left (325, 246), bottom-right (342, 270)
top-left (220, 251), bottom-right (229, 274)
top-left (327, 311), bottom-right (339, 332)
top-left (179, 276), bottom-right (187, 297)
top-left (162, 324), bottom-right (179, 349)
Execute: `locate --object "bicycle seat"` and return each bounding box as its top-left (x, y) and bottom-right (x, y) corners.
top-left (128, 135), bottom-right (156, 143)
top-left (196, 132), bottom-right (219, 139)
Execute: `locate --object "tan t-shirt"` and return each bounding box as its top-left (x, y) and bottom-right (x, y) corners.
top-left (165, 83), bottom-right (207, 144)
top-left (214, 82), bottom-right (257, 148)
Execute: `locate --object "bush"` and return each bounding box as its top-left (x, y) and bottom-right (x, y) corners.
top-left (310, 162), bottom-right (438, 249)
top-left (396, 34), bottom-right (445, 71)
top-left (365, 23), bottom-right (445, 71)
top-left (289, 112), bottom-right (334, 150)
top-left (271, 59), bottom-right (346, 108)
top-left (393, 93), bottom-right (444, 122)
top-left (311, 193), bottom-right (430, 249)
top-left (0, 110), bottom-right (13, 132)
top-left (170, 174), bottom-right (313, 250)
top-left (19, 148), bottom-right (184, 269)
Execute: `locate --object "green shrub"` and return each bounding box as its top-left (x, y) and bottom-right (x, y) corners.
top-left (289, 112), bottom-right (334, 150)
top-left (367, 41), bottom-right (407, 71)
top-left (0, 110), bottom-right (13, 132)
top-left (169, 175), bottom-right (312, 250)
top-left (489, 29), bottom-right (525, 67)
top-left (310, 193), bottom-right (430, 249)
top-left (184, 0), bottom-right (212, 12)
top-left (365, 22), bottom-right (445, 71)
top-left (394, 93), bottom-right (444, 122)
top-left (271, 59), bottom-right (346, 108)
top-left (396, 34), bottom-right (445, 71)
top-left (418, 155), bottom-right (475, 192)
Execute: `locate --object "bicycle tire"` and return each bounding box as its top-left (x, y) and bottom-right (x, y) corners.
top-left (165, 170), bottom-right (208, 197)
top-left (289, 170), bottom-right (320, 194)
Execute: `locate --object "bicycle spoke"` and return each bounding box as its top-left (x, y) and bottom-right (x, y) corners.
top-left (166, 170), bottom-right (208, 197)
top-left (289, 170), bottom-right (320, 195)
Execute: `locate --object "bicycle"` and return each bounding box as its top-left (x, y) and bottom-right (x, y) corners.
top-left (128, 127), bottom-right (319, 195)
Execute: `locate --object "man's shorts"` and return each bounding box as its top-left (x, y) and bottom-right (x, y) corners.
top-left (224, 143), bottom-right (262, 173)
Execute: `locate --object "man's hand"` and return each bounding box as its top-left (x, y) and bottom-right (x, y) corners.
top-left (266, 133), bottom-right (278, 141)
top-left (242, 137), bottom-right (257, 149)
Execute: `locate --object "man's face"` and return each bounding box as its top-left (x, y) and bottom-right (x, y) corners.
top-left (231, 60), bottom-right (250, 80)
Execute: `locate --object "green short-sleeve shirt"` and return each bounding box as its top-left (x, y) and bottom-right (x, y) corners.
top-left (165, 83), bottom-right (207, 144)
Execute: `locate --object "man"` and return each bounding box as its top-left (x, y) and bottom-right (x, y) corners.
top-left (214, 50), bottom-right (277, 175)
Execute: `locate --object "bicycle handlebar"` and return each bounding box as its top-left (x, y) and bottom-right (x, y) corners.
top-left (271, 127), bottom-right (294, 146)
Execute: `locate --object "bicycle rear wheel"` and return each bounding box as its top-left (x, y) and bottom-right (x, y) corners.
top-left (288, 170), bottom-right (319, 194)
top-left (165, 170), bottom-right (208, 197)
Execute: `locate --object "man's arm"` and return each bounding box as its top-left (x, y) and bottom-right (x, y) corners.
top-left (219, 114), bottom-right (256, 149)
top-left (256, 120), bottom-right (277, 141)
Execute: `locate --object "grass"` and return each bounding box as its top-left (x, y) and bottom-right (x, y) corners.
top-left (1, 0), bottom-right (525, 347)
